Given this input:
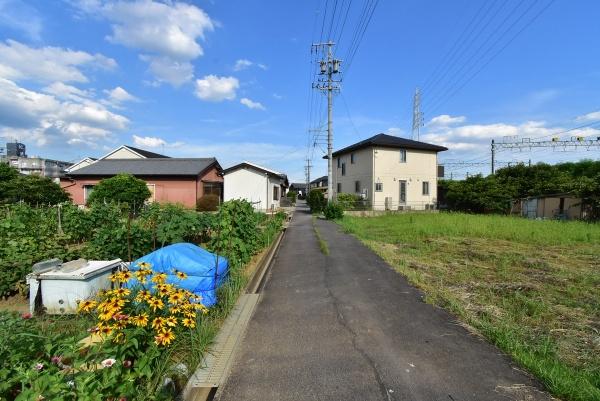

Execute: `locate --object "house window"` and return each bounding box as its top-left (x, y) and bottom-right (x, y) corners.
top-left (351, 153), bottom-right (355, 164)
top-left (341, 163), bottom-right (346, 176)
top-left (203, 182), bottom-right (222, 198)
top-left (273, 186), bottom-right (279, 201)
top-left (400, 149), bottom-right (407, 163)
top-left (375, 183), bottom-right (383, 192)
top-left (422, 181), bottom-right (429, 195)
top-left (337, 158), bottom-right (340, 168)
top-left (355, 180), bottom-right (360, 192)
top-left (337, 183), bottom-right (342, 193)
top-left (83, 185), bottom-right (95, 203)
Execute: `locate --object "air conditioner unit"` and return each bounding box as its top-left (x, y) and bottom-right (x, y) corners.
top-left (385, 197), bottom-right (393, 210)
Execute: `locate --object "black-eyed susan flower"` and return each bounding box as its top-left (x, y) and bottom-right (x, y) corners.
top-left (151, 273), bottom-right (167, 284)
top-left (182, 317), bottom-right (196, 328)
top-left (154, 329), bottom-right (175, 346)
top-left (175, 270), bottom-right (187, 280)
top-left (147, 297), bottom-right (164, 312)
top-left (165, 316), bottom-right (177, 327)
top-left (137, 261), bottom-right (151, 269)
top-left (77, 300), bottom-right (97, 313)
top-left (131, 314), bottom-right (149, 327)
top-left (151, 317), bottom-right (166, 330)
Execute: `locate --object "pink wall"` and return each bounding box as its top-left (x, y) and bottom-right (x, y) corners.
top-left (61, 165), bottom-right (223, 209)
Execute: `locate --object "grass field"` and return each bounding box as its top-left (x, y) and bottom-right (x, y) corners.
top-left (338, 213), bottom-right (600, 401)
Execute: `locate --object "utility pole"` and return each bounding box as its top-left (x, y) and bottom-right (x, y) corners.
top-left (491, 139), bottom-right (496, 175)
top-left (412, 88), bottom-right (424, 141)
top-left (304, 157), bottom-right (312, 199)
top-left (312, 41), bottom-right (341, 202)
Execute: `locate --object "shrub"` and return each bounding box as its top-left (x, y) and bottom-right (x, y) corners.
top-left (87, 174), bottom-right (151, 213)
top-left (0, 174), bottom-right (70, 205)
top-left (286, 191), bottom-right (297, 203)
top-left (336, 193), bottom-right (361, 210)
top-left (323, 202), bottom-right (344, 220)
top-left (196, 194), bottom-right (220, 211)
top-left (307, 189), bottom-right (326, 213)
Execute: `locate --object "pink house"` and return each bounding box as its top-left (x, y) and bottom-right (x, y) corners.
top-left (61, 146), bottom-right (223, 209)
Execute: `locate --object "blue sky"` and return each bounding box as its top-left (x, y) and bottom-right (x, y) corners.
top-left (0, 0), bottom-right (599, 182)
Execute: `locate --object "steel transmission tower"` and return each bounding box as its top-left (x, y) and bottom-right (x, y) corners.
top-left (412, 88), bottom-right (424, 141)
top-left (312, 41), bottom-right (341, 201)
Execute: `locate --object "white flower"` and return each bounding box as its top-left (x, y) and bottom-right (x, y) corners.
top-left (67, 380), bottom-right (75, 388)
top-left (101, 358), bottom-right (117, 368)
top-left (34, 363), bottom-right (44, 371)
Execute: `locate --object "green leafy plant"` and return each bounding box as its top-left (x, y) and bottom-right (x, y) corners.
top-left (323, 202), bottom-right (344, 220)
top-left (336, 193), bottom-right (361, 210)
top-left (0, 174), bottom-right (70, 206)
top-left (286, 191), bottom-right (297, 204)
top-left (196, 195), bottom-right (220, 212)
top-left (307, 189), bottom-right (326, 213)
top-left (87, 174), bottom-right (151, 213)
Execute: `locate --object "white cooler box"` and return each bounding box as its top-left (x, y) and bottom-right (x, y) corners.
top-left (27, 258), bottom-right (123, 314)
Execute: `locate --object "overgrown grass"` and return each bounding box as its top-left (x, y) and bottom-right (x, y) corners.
top-left (339, 212), bottom-right (600, 401)
top-left (313, 217), bottom-right (330, 255)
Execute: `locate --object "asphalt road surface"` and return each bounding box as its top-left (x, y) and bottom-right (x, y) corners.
top-left (215, 204), bottom-right (553, 401)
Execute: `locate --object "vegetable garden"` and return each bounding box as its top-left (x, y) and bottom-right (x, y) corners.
top-left (0, 200), bottom-right (285, 401)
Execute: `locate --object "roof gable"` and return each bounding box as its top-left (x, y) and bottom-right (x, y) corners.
top-left (223, 161), bottom-right (284, 179)
top-left (99, 145), bottom-right (170, 160)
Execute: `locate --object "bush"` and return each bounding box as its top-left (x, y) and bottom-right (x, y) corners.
top-left (196, 194), bottom-right (220, 211)
top-left (0, 174), bottom-right (70, 205)
top-left (336, 193), bottom-right (361, 210)
top-left (323, 202), bottom-right (344, 220)
top-left (307, 189), bottom-right (326, 213)
top-left (87, 174), bottom-right (151, 213)
top-left (286, 191), bottom-right (297, 204)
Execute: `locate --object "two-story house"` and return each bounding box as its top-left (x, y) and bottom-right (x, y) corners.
top-left (329, 133), bottom-right (447, 210)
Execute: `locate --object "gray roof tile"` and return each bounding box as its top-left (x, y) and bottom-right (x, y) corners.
top-left (67, 158), bottom-right (219, 177)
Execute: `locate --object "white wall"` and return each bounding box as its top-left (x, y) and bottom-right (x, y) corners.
top-left (104, 147), bottom-right (144, 159)
top-left (223, 167), bottom-right (282, 210)
top-left (372, 148), bottom-right (438, 210)
top-left (332, 147), bottom-right (373, 201)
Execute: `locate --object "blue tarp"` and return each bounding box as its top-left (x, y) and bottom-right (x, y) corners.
top-left (127, 243), bottom-right (228, 307)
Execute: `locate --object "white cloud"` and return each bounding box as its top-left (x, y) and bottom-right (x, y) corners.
top-left (72, 0), bottom-right (214, 86)
top-left (385, 127), bottom-right (404, 136)
top-left (0, 39), bottom-right (116, 83)
top-left (104, 86), bottom-right (138, 103)
top-left (240, 97), bottom-right (266, 110)
top-left (575, 110), bottom-right (600, 122)
top-left (0, 78), bottom-right (129, 147)
top-left (272, 93), bottom-right (283, 100)
top-left (0, 0), bottom-right (43, 41)
top-left (195, 75), bottom-right (239, 102)
top-left (140, 55), bottom-right (194, 87)
top-left (428, 114), bottom-right (467, 127)
top-left (133, 135), bottom-right (166, 148)
top-left (233, 59), bottom-right (267, 71)
top-left (43, 82), bottom-right (93, 101)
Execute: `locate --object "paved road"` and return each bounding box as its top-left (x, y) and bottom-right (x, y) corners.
top-left (216, 204), bottom-right (553, 401)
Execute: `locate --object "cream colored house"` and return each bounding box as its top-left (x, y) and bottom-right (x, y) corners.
top-left (330, 133), bottom-right (447, 210)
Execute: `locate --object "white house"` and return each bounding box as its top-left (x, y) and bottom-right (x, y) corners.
top-left (330, 133), bottom-right (447, 210)
top-left (223, 162), bottom-right (289, 211)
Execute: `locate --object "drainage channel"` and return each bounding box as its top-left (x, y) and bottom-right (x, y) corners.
top-left (182, 226), bottom-right (287, 401)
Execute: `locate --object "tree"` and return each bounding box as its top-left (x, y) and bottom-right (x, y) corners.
top-left (307, 189), bottom-right (326, 213)
top-left (87, 174), bottom-right (151, 212)
top-left (0, 174), bottom-right (70, 205)
top-left (445, 175), bottom-right (511, 214)
top-left (0, 163), bottom-right (18, 182)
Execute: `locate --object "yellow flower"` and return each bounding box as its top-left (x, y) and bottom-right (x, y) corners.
top-left (174, 270), bottom-right (187, 280)
top-left (77, 300), bottom-right (97, 313)
top-left (165, 316), bottom-right (177, 327)
top-left (135, 290), bottom-right (151, 302)
top-left (147, 297), bottom-right (164, 312)
top-left (131, 314), bottom-right (149, 327)
top-left (170, 306), bottom-right (181, 314)
top-left (137, 261), bottom-right (152, 269)
top-left (181, 317), bottom-right (196, 328)
top-left (168, 292), bottom-right (184, 305)
top-left (109, 273), bottom-right (119, 283)
top-left (151, 273), bottom-right (167, 284)
top-left (152, 317), bottom-right (165, 330)
top-left (97, 324), bottom-right (113, 336)
top-left (119, 271), bottom-right (133, 282)
top-left (112, 332), bottom-right (125, 343)
top-left (154, 329), bottom-right (175, 346)
top-left (157, 286), bottom-right (170, 297)
top-left (111, 288), bottom-right (131, 297)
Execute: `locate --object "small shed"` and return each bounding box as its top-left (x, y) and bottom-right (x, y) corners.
top-left (223, 162), bottom-right (288, 211)
top-left (517, 193), bottom-right (583, 220)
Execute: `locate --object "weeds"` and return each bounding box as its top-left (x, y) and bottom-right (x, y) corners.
top-left (339, 213), bottom-right (600, 401)
top-left (312, 217), bottom-right (329, 255)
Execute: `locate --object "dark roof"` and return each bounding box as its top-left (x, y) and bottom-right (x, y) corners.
top-left (290, 182), bottom-right (307, 188)
top-left (222, 162), bottom-right (285, 180)
top-left (67, 158), bottom-right (219, 177)
top-left (124, 146), bottom-right (170, 158)
top-left (328, 133), bottom-right (447, 158)
top-left (310, 175), bottom-right (328, 184)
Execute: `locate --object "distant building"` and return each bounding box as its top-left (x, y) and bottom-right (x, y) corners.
top-left (223, 161), bottom-right (289, 211)
top-left (328, 133), bottom-right (447, 210)
top-left (2, 142), bottom-right (72, 182)
top-left (65, 157), bottom-right (97, 173)
top-left (514, 193), bottom-right (584, 220)
top-left (61, 145), bottom-right (223, 208)
top-left (310, 176), bottom-right (328, 190)
top-left (288, 182), bottom-right (307, 196)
